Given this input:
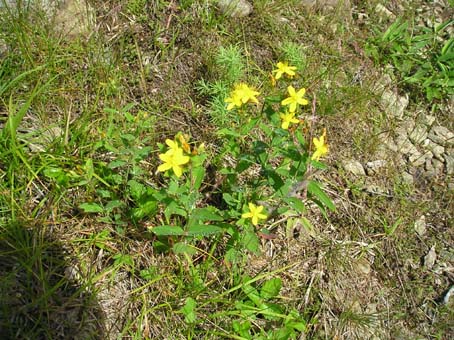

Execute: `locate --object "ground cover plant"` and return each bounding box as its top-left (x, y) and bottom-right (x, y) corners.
top-left (1, 0), bottom-right (454, 339)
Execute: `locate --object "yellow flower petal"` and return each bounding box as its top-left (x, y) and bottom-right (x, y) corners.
top-left (242, 203), bottom-right (267, 226)
top-left (157, 163), bottom-right (172, 172)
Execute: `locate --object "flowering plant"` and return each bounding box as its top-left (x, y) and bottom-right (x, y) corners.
top-left (146, 61), bottom-right (333, 258)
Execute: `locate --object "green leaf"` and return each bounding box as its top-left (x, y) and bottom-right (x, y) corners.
top-left (108, 159), bottom-right (127, 169)
top-left (120, 133), bottom-right (136, 142)
top-left (307, 180), bottom-right (335, 212)
top-left (284, 197), bottom-right (306, 213)
top-left (192, 166), bottom-right (205, 191)
top-left (84, 158), bottom-right (94, 180)
top-left (294, 129), bottom-right (306, 146)
top-left (140, 268), bottom-right (156, 281)
top-left (181, 297), bottom-right (197, 324)
top-left (105, 200), bottom-right (124, 213)
top-left (186, 224), bottom-right (223, 236)
top-left (240, 117), bottom-right (260, 135)
top-left (173, 242), bottom-right (197, 255)
top-left (90, 230), bottom-right (111, 249)
top-left (150, 225), bottom-right (185, 236)
top-left (128, 180), bottom-right (146, 200)
top-left (113, 253), bottom-right (134, 268)
top-left (232, 320), bottom-right (251, 338)
top-left (164, 201), bottom-right (187, 220)
top-left (242, 279), bottom-right (262, 307)
top-left (131, 200), bottom-right (158, 220)
top-left (242, 230), bottom-right (260, 254)
top-left (260, 278), bottom-right (282, 299)
top-left (190, 207), bottom-right (223, 222)
top-left (79, 202), bottom-right (104, 213)
top-left (217, 128), bottom-right (241, 137)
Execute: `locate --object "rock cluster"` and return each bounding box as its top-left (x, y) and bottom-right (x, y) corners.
top-left (0, 0), bottom-right (93, 37)
top-left (342, 80), bottom-right (454, 190)
top-left (217, 0), bottom-right (252, 18)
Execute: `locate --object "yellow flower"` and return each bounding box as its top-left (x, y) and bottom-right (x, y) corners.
top-left (241, 203), bottom-right (267, 226)
top-left (281, 85), bottom-right (309, 113)
top-left (165, 139), bottom-right (181, 155)
top-left (225, 83), bottom-right (260, 110)
top-left (158, 148), bottom-right (190, 177)
top-left (225, 91), bottom-right (243, 111)
top-left (272, 62), bottom-right (297, 80)
top-left (280, 111), bottom-right (299, 130)
top-left (236, 83), bottom-right (260, 104)
top-left (311, 128), bottom-right (328, 161)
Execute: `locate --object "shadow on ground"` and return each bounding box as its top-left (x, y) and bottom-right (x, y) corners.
top-left (0, 221), bottom-right (104, 339)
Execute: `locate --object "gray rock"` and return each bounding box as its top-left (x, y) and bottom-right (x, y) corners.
top-left (373, 74), bottom-right (393, 93)
top-left (0, 38), bottom-right (7, 57)
top-left (408, 124), bottom-right (428, 145)
top-left (409, 150), bottom-right (432, 167)
top-left (395, 119), bottom-right (415, 136)
top-left (379, 134), bottom-right (399, 152)
top-left (434, 158), bottom-right (444, 174)
top-left (402, 171), bottom-right (414, 185)
top-left (414, 215), bottom-right (426, 236)
top-left (354, 258), bottom-right (371, 275)
top-left (342, 160), bottom-right (366, 176)
top-left (424, 245), bottom-right (437, 269)
top-left (444, 154), bottom-right (454, 175)
top-left (381, 89), bottom-right (409, 119)
top-left (366, 160), bottom-right (387, 175)
top-left (301, 0), bottom-right (351, 12)
top-left (421, 114), bottom-right (436, 127)
top-left (365, 184), bottom-right (389, 196)
top-left (28, 126), bottom-right (64, 152)
top-left (428, 126), bottom-right (454, 147)
top-left (424, 140), bottom-right (445, 161)
top-left (218, 0), bottom-right (252, 17)
top-left (54, 0), bottom-right (94, 37)
top-left (395, 134), bottom-right (418, 155)
top-left (443, 285), bottom-right (454, 305)
top-left (375, 3), bottom-right (395, 20)
top-left (425, 158), bottom-right (444, 179)
top-left (1, 0), bottom-right (55, 16)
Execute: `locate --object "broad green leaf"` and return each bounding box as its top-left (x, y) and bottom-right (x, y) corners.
top-left (108, 159), bottom-right (127, 169)
top-left (173, 242), bottom-right (197, 255)
top-left (186, 224), bottom-right (223, 236)
top-left (113, 254), bottom-right (134, 267)
top-left (260, 278), bottom-right (282, 299)
top-left (242, 280), bottom-right (262, 307)
top-left (294, 129), bottom-right (306, 146)
top-left (84, 158), bottom-right (94, 180)
top-left (105, 200), bottom-right (123, 213)
top-left (120, 133), bottom-right (135, 142)
top-left (242, 230), bottom-right (260, 254)
top-left (190, 207), bottom-right (223, 222)
top-left (284, 197), bottom-right (306, 213)
top-left (181, 297), bottom-right (197, 324)
top-left (232, 320), bottom-right (251, 338)
top-left (150, 225), bottom-right (184, 236)
top-left (140, 268), bottom-right (156, 281)
top-left (192, 166), bottom-right (205, 191)
top-left (164, 201), bottom-right (187, 220)
top-left (307, 180), bottom-right (335, 212)
top-left (128, 180), bottom-right (146, 200)
top-left (79, 202), bottom-right (104, 213)
top-left (131, 200), bottom-right (158, 220)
